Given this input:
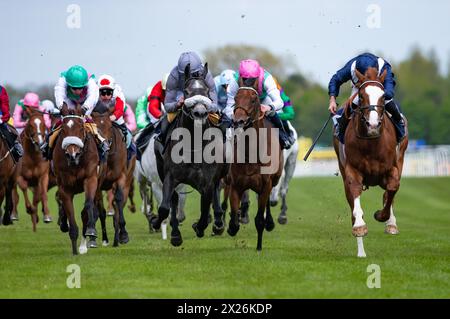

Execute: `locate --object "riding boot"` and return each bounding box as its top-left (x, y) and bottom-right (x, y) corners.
top-left (385, 100), bottom-right (406, 142)
top-left (281, 119), bottom-right (296, 146)
top-left (0, 123), bottom-right (23, 162)
top-left (267, 113), bottom-right (291, 150)
top-left (156, 116), bottom-right (169, 145)
top-left (334, 107), bottom-right (351, 144)
top-left (219, 113), bottom-right (233, 143)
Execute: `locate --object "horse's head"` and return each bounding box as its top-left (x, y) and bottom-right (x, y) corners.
top-left (233, 77), bottom-right (261, 129)
top-left (91, 100), bottom-right (114, 139)
top-left (183, 62), bottom-right (211, 124)
top-left (24, 107), bottom-right (46, 150)
top-left (354, 67), bottom-right (387, 138)
top-left (60, 103), bottom-right (86, 165)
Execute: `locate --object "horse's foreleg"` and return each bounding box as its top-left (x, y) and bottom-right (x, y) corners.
top-left (255, 185), bottom-right (273, 251)
top-left (95, 191), bottom-right (108, 246)
top-left (17, 176), bottom-right (37, 231)
top-left (116, 174), bottom-right (129, 245)
top-left (221, 182), bottom-right (230, 213)
top-left (375, 168), bottom-right (400, 233)
top-left (176, 191), bottom-right (186, 223)
top-left (344, 166), bottom-right (367, 257)
top-left (83, 176), bottom-right (98, 243)
top-left (59, 188), bottom-right (78, 255)
top-left (278, 150), bottom-right (297, 225)
top-left (40, 172), bottom-right (52, 223)
top-left (106, 189), bottom-right (115, 216)
top-left (239, 190), bottom-right (250, 224)
top-left (227, 186), bottom-right (242, 236)
top-left (56, 189), bottom-right (68, 233)
top-left (193, 189), bottom-right (212, 238)
top-left (11, 186), bottom-right (19, 221)
top-left (169, 191), bottom-right (182, 246)
top-left (127, 178), bottom-right (136, 213)
top-left (212, 182), bottom-right (225, 236)
top-left (152, 175), bottom-right (175, 231)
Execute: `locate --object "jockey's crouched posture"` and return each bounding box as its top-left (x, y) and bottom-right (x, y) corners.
top-left (0, 85), bottom-right (23, 162)
top-left (40, 65), bottom-right (110, 161)
top-left (224, 59), bottom-right (295, 149)
top-left (94, 74), bottom-right (136, 161)
top-left (328, 52), bottom-right (406, 143)
top-left (156, 51), bottom-right (225, 147)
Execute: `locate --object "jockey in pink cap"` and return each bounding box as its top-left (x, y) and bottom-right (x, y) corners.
top-left (225, 59), bottom-right (295, 149)
top-left (13, 92), bottom-right (51, 134)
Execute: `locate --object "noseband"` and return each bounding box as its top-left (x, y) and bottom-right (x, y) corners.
top-left (61, 114), bottom-right (87, 153)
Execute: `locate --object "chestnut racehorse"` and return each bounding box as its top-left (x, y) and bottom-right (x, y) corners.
top-left (16, 107), bottom-right (51, 231)
top-left (53, 104), bottom-right (101, 255)
top-left (333, 67), bottom-right (408, 257)
top-left (227, 78), bottom-right (283, 251)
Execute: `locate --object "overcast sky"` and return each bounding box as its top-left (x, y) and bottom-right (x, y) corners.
top-left (1, 0), bottom-right (449, 98)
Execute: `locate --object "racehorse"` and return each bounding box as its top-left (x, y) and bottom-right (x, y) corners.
top-left (227, 78), bottom-right (283, 251)
top-left (333, 67), bottom-right (408, 257)
top-left (53, 104), bottom-right (101, 255)
top-left (269, 122), bottom-right (299, 224)
top-left (16, 107), bottom-right (51, 231)
top-left (151, 63), bottom-right (229, 246)
top-left (0, 126), bottom-right (19, 227)
top-left (91, 101), bottom-right (130, 247)
top-left (134, 131), bottom-right (187, 236)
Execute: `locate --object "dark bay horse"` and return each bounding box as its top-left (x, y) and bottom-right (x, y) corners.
top-left (0, 126), bottom-right (19, 226)
top-left (227, 79), bottom-right (283, 251)
top-left (53, 104), bottom-right (101, 255)
top-left (16, 107), bottom-right (51, 231)
top-left (152, 63), bottom-right (229, 246)
top-left (91, 101), bottom-right (130, 247)
top-left (333, 67), bottom-right (408, 257)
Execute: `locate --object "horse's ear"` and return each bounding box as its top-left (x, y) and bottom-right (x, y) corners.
top-left (379, 68), bottom-right (387, 83)
top-left (184, 63), bottom-right (191, 81)
top-left (75, 103), bottom-right (83, 115)
top-left (203, 63), bottom-right (208, 79)
top-left (253, 77), bottom-right (259, 91)
top-left (61, 103), bottom-right (69, 116)
top-left (238, 77), bottom-right (244, 88)
top-left (355, 69), bottom-right (365, 84)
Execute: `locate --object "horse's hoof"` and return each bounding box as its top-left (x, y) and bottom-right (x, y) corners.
top-left (79, 246), bottom-right (88, 255)
top-left (385, 225), bottom-right (399, 235)
top-left (10, 214), bottom-right (18, 221)
top-left (102, 240), bottom-right (109, 247)
top-left (374, 210), bottom-right (389, 222)
top-left (87, 239), bottom-right (98, 248)
top-left (119, 232), bottom-right (129, 244)
top-left (177, 212), bottom-right (186, 223)
top-left (171, 235), bottom-right (183, 247)
top-left (212, 223), bottom-right (225, 236)
top-left (113, 240), bottom-right (119, 247)
top-left (151, 216), bottom-right (161, 230)
top-left (192, 222), bottom-right (204, 238)
top-left (107, 210), bottom-right (114, 216)
top-left (60, 223), bottom-right (69, 233)
top-left (43, 215), bottom-right (52, 223)
top-left (277, 214), bottom-right (287, 225)
top-left (128, 205), bottom-right (136, 213)
top-left (270, 200), bottom-right (278, 207)
top-left (265, 220), bottom-right (275, 232)
top-left (352, 225), bottom-right (368, 237)
top-left (85, 227), bottom-right (97, 238)
top-left (221, 203), bottom-right (228, 212)
top-left (227, 225), bottom-right (239, 237)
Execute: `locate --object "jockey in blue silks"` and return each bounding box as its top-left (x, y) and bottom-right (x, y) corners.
top-left (328, 52), bottom-right (405, 143)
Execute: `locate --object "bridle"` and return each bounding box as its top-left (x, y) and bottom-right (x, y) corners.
top-left (233, 87), bottom-right (264, 129)
top-left (355, 80), bottom-right (386, 139)
top-left (61, 114), bottom-right (87, 154)
top-left (182, 77), bottom-right (210, 120)
top-left (24, 115), bottom-right (46, 150)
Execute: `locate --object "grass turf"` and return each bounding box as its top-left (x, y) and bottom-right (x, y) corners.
top-left (0, 177), bottom-right (449, 298)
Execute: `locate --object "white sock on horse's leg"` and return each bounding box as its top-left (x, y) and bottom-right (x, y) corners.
top-left (357, 237), bottom-right (367, 258)
top-left (161, 220), bottom-right (168, 240)
top-left (353, 196), bottom-right (366, 228)
top-left (79, 237), bottom-right (88, 254)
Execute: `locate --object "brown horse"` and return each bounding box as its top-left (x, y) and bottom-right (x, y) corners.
top-left (333, 67), bottom-right (408, 257)
top-left (91, 104), bottom-right (130, 247)
top-left (16, 107), bottom-right (51, 231)
top-left (0, 126), bottom-right (19, 226)
top-left (53, 104), bottom-right (101, 255)
top-left (227, 79), bottom-right (283, 251)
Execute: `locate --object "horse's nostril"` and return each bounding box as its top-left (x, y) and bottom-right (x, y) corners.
top-left (377, 121), bottom-right (382, 127)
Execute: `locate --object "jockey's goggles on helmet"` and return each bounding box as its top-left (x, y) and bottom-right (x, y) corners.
top-left (100, 89), bottom-right (114, 96)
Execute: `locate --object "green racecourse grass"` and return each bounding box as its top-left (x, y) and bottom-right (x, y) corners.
top-left (0, 177), bottom-right (449, 298)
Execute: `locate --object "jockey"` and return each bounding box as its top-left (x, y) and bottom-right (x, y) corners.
top-left (156, 51), bottom-right (220, 145)
top-left (123, 103), bottom-right (137, 132)
top-left (328, 52), bottom-right (405, 143)
top-left (42, 65), bottom-right (110, 160)
top-left (273, 76), bottom-right (297, 143)
top-left (135, 86), bottom-right (152, 130)
top-left (225, 59), bottom-right (294, 149)
top-left (214, 69), bottom-right (236, 111)
top-left (13, 92), bottom-right (51, 134)
top-left (0, 85), bottom-right (23, 162)
top-left (95, 74), bottom-right (135, 157)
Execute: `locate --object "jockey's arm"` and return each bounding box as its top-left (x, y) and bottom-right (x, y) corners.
top-left (124, 107), bottom-right (137, 132)
top-left (163, 73), bottom-right (181, 113)
top-left (328, 58), bottom-right (355, 98)
top-left (279, 105), bottom-right (295, 121)
top-left (135, 95), bottom-right (149, 129)
top-left (111, 84), bottom-right (125, 120)
top-left (12, 103), bottom-right (27, 128)
top-left (0, 87), bottom-right (11, 123)
top-left (223, 78), bottom-right (238, 119)
top-left (148, 83), bottom-right (163, 119)
top-left (264, 75), bottom-right (284, 112)
top-left (54, 77), bottom-right (67, 109)
top-left (382, 64), bottom-right (395, 101)
top-left (82, 78), bottom-right (100, 116)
